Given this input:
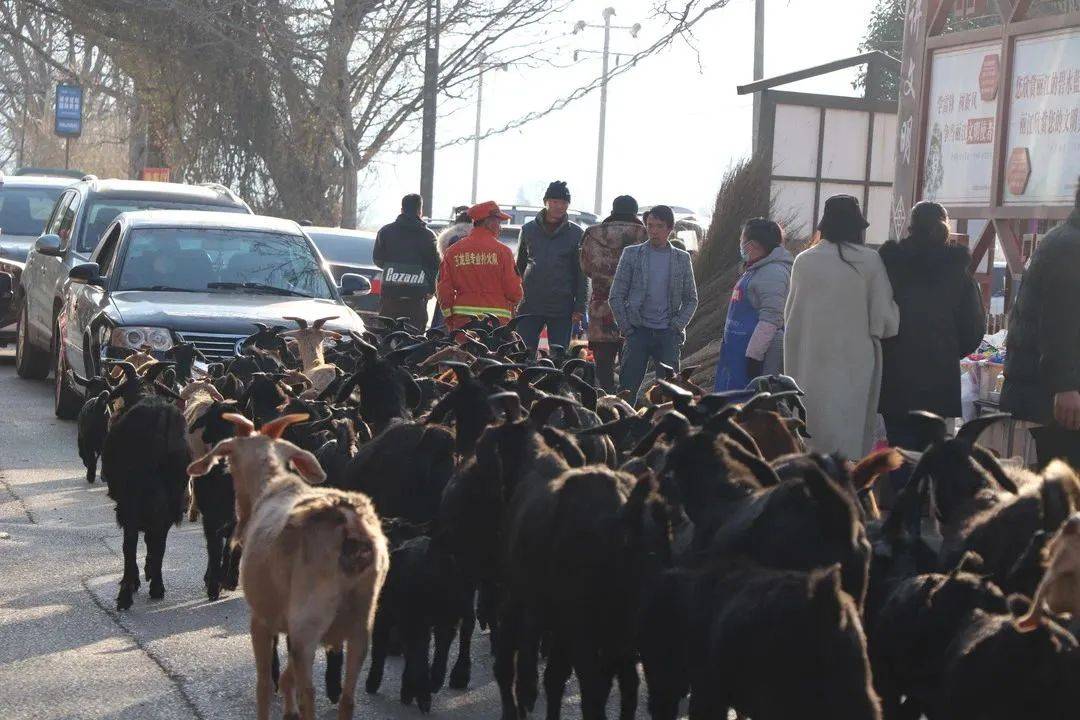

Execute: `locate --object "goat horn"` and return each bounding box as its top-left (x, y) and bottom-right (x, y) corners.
top-left (282, 316), bottom-right (308, 329)
top-left (529, 395), bottom-right (581, 427)
top-left (697, 389), bottom-right (756, 414)
top-left (907, 410), bottom-right (950, 447)
top-left (955, 413), bottom-right (1010, 450)
top-left (656, 362), bottom-right (676, 380)
top-left (112, 361), bottom-right (138, 383)
top-left (261, 413), bottom-right (311, 439)
top-left (312, 316), bottom-right (338, 330)
top-left (222, 413), bottom-right (256, 437)
top-left (630, 411), bottom-right (690, 457)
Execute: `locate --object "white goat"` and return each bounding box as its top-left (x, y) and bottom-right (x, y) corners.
top-left (187, 413), bottom-right (388, 720)
top-left (282, 316), bottom-right (342, 397)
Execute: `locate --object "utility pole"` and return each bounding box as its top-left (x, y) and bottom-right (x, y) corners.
top-left (470, 64), bottom-right (486, 205)
top-left (471, 55), bottom-right (507, 204)
top-left (752, 0), bottom-right (765, 154)
top-left (595, 7), bottom-right (613, 216)
top-left (419, 0), bottom-right (440, 216)
top-left (574, 8), bottom-right (641, 216)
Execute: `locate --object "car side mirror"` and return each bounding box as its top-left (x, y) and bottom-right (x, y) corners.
top-left (69, 262), bottom-right (105, 288)
top-left (339, 273), bottom-right (371, 296)
top-left (34, 234), bottom-right (64, 257)
top-left (0, 272), bottom-right (12, 301)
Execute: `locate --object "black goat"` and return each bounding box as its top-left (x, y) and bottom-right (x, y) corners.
top-left (189, 400), bottom-right (240, 600)
top-left (869, 553), bottom-right (1008, 719)
top-left (364, 533), bottom-right (462, 713)
top-left (73, 373), bottom-right (112, 484)
top-left (503, 467), bottom-right (672, 720)
top-left (341, 421), bottom-right (455, 524)
top-left (101, 395), bottom-right (190, 610)
top-left (435, 393), bottom-right (584, 692)
top-left (639, 558), bottom-right (882, 720)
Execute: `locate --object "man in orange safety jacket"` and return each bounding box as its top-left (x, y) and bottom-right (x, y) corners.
top-left (437, 201), bottom-right (523, 331)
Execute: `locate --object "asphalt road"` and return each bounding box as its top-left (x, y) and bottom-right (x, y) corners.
top-left (0, 350), bottom-right (667, 720)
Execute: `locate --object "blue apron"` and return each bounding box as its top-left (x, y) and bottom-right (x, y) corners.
top-left (714, 267), bottom-right (760, 392)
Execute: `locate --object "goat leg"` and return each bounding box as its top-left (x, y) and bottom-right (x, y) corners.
top-left (223, 543), bottom-right (242, 591)
top-left (325, 648), bottom-right (343, 704)
top-left (271, 636), bottom-right (281, 692)
top-left (572, 644), bottom-right (612, 720)
top-left (494, 602), bottom-right (522, 720)
top-left (402, 620), bottom-right (433, 712)
top-left (116, 526), bottom-right (141, 611)
top-left (146, 526), bottom-right (167, 600)
top-left (448, 582), bottom-right (476, 690)
top-left (202, 519), bottom-right (223, 601)
top-left (543, 641), bottom-right (572, 720)
top-left (429, 617), bottom-right (457, 693)
top-left (616, 656), bottom-right (639, 720)
top-left (365, 609), bottom-right (391, 694)
top-left (252, 619), bottom-right (276, 720)
top-left (514, 613), bottom-right (541, 716)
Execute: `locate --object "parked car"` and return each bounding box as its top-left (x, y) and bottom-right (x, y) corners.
top-left (0, 173), bottom-right (74, 344)
top-left (13, 176), bottom-right (251, 381)
top-left (54, 211), bottom-right (370, 417)
top-left (12, 167), bottom-right (87, 179)
top-left (305, 226), bottom-right (381, 316)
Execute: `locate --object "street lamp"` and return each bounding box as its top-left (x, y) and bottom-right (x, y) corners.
top-left (574, 7), bottom-right (641, 215)
top-left (470, 55), bottom-right (507, 204)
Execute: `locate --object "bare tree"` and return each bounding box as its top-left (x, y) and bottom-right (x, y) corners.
top-left (0, 0), bottom-right (128, 173)
top-left (8, 0), bottom-right (733, 223)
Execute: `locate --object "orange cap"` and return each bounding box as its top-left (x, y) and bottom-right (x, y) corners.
top-left (467, 200), bottom-right (511, 222)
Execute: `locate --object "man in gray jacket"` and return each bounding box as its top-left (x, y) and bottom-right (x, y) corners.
top-left (608, 204), bottom-right (698, 402)
top-left (515, 180), bottom-right (588, 354)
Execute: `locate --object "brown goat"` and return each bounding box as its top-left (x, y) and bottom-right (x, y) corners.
top-left (1018, 505), bottom-right (1080, 632)
top-left (188, 413), bottom-right (388, 720)
top-left (734, 408), bottom-right (804, 460)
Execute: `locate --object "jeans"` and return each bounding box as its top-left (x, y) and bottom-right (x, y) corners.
top-left (589, 341), bottom-right (620, 393)
top-left (619, 326), bottom-right (682, 404)
top-left (516, 314), bottom-right (573, 356)
top-left (1030, 426), bottom-right (1080, 471)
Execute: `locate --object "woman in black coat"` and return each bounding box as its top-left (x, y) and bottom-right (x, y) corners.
top-left (878, 201), bottom-right (985, 468)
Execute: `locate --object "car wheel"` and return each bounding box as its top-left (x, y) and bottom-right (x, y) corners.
top-left (54, 321), bottom-right (82, 420)
top-left (15, 300), bottom-right (49, 380)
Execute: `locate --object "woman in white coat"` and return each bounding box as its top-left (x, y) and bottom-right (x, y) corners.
top-left (784, 195), bottom-right (900, 459)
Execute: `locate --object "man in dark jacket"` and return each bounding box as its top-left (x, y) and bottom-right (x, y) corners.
top-left (1002, 180), bottom-right (1080, 469)
top-left (515, 180), bottom-right (588, 355)
top-left (372, 193), bottom-right (440, 330)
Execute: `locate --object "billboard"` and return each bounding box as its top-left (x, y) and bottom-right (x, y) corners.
top-left (54, 83), bottom-right (82, 137)
top-left (1002, 27), bottom-right (1080, 206)
top-left (922, 42), bottom-right (1000, 205)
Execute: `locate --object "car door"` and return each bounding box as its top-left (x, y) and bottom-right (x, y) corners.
top-left (68, 222), bottom-right (122, 377)
top-left (27, 190), bottom-right (73, 342)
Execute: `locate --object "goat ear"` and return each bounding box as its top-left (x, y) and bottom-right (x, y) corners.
top-left (282, 444), bottom-right (326, 484)
top-left (187, 438), bottom-right (236, 476)
top-left (851, 448), bottom-right (904, 492)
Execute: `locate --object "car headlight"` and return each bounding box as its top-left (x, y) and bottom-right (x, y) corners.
top-left (110, 326), bottom-right (174, 352)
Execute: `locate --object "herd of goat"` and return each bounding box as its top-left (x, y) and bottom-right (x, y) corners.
top-left (67, 312), bottom-right (1080, 720)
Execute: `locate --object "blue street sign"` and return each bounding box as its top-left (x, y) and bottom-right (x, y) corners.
top-left (55, 84), bottom-right (82, 137)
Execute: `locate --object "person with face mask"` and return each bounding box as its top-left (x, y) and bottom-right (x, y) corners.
top-left (713, 218), bottom-right (793, 391)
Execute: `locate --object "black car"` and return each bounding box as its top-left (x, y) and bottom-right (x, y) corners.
top-left (305, 226), bottom-right (381, 316)
top-left (13, 176), bottom-right (252, 380)
top-left (55, 210), bottom-right (370, 418)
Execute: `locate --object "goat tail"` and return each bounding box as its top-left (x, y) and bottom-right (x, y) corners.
top-left (287, 493), bottom-right (388, 577)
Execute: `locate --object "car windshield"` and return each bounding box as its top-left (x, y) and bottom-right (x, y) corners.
top-left (308, 231), bottom-right (375, 266)
top-left (78, 198), bottom-right (247, 252)
top-left (0, 186), bottom-right (64, 236)
top-left (116, 227), bottom-right (334, 299)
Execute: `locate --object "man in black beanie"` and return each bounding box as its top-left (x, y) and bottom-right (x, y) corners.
top-left (515, 180), bottom-right (588, 356)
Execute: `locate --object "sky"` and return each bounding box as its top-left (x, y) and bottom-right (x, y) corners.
top-left (358, 0), bottom-right (882, 228)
